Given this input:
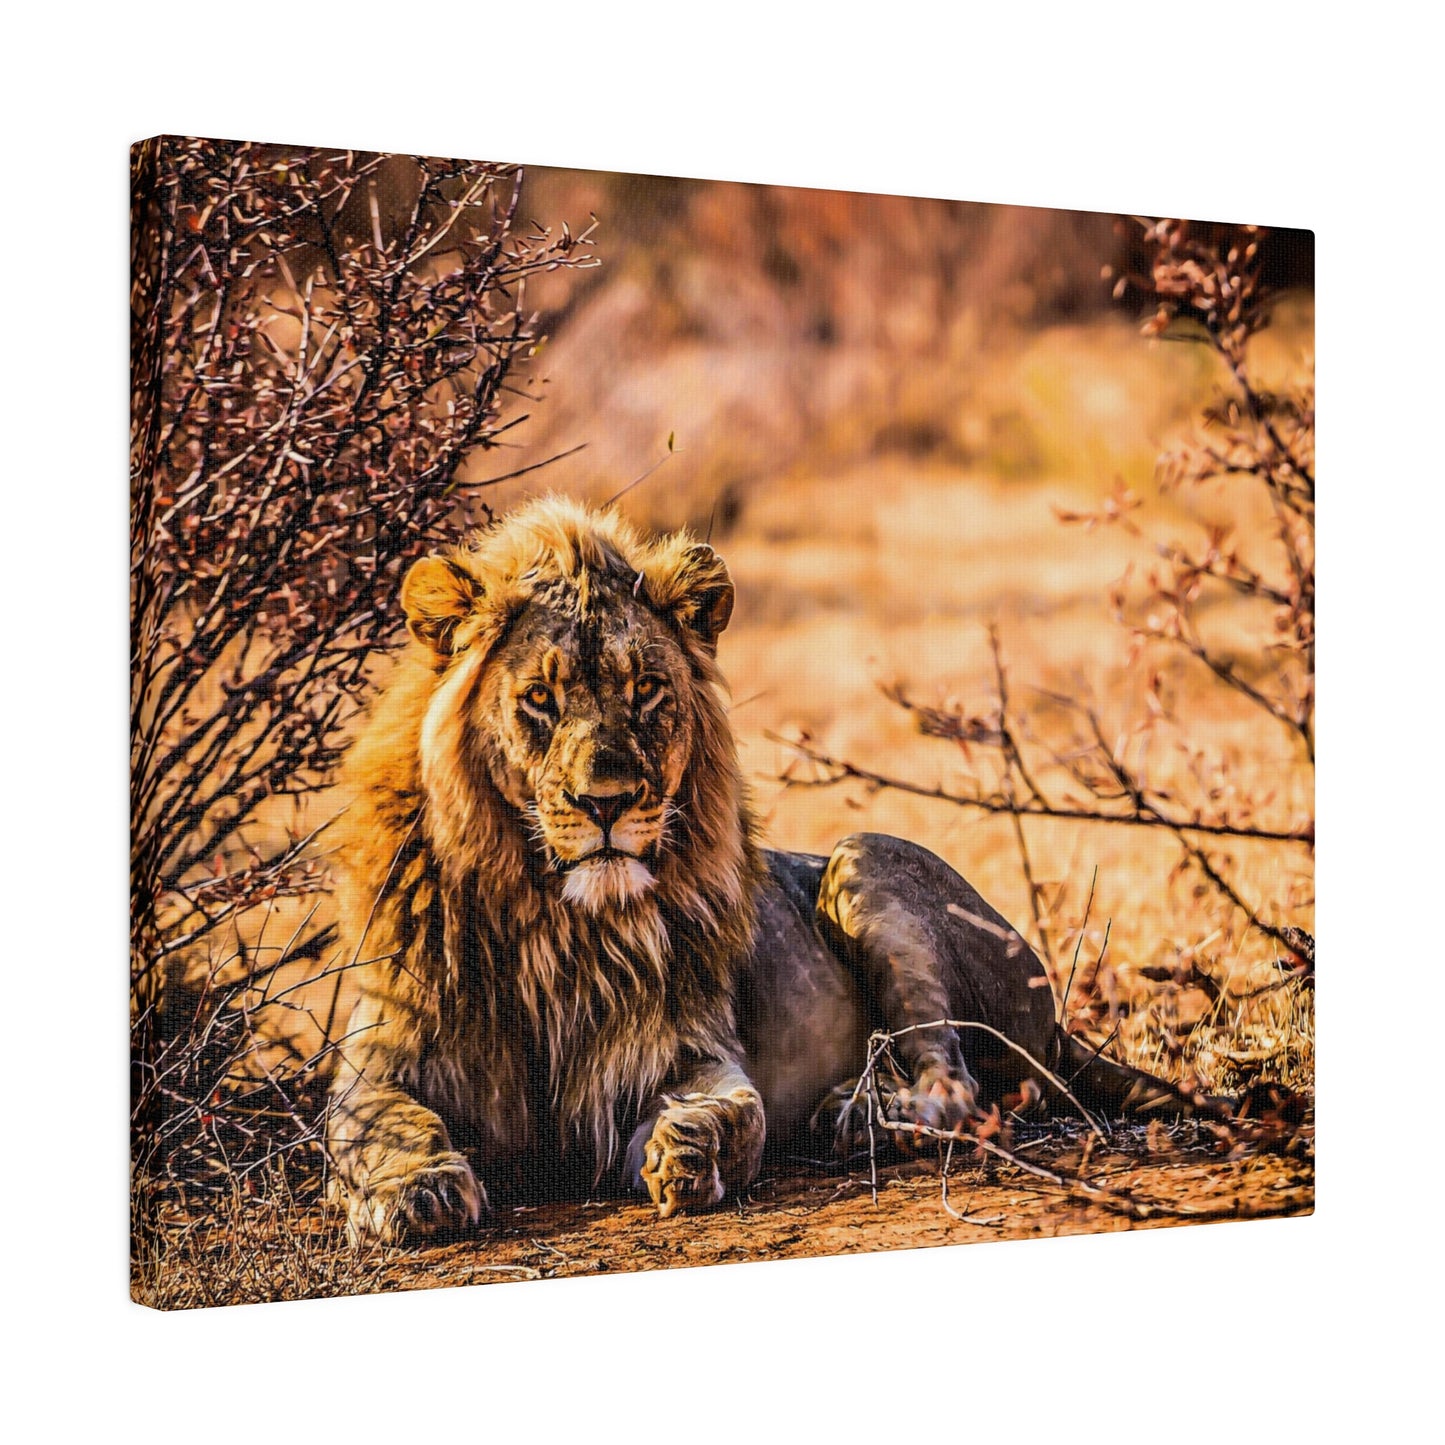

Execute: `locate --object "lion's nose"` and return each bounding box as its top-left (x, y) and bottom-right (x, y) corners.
top-left (567, 788), bottom-right (642, 835)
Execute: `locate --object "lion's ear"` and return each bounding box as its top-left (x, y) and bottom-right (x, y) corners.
top-left (645, 541), bottom-right (734, 652)
top-left (400, 555), bottom-right (479, 656)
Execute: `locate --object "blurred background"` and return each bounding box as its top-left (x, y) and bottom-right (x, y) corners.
top-left (460, 169), bottom-right (1315, 1027)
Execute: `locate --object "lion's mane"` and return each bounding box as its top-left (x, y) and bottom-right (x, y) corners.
top-left (332, 498), bottom-right (765, 1175)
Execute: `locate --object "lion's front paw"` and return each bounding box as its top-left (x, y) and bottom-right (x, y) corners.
top-left (638, 1088), bottom-right (765, 1220)
top-left (886, 1067), bottom-right (981, 1144)
top-left (342, 1152), bottom-right (486, 1245)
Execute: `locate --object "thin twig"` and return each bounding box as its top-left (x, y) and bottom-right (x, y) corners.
top-left (882, 1020), bottom-right (1107, 1139)
top-left (770, 735), bottom-right (1312, 845)
top-left (1061, 866), bottom-right (1098, 1024)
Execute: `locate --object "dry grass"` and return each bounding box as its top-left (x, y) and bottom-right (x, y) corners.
top-left (134, 1161), bottom-right (397, 1311)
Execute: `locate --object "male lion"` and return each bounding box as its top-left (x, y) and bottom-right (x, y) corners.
top-left (328, 496), bottom-right (1161, 1241)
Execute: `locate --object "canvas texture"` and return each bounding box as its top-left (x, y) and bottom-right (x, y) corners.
top-left (130, 137), bottom-right (1315, 1310)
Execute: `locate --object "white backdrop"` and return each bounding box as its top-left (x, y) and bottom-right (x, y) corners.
top-left (3, 3), bottom-right (1434, 1439)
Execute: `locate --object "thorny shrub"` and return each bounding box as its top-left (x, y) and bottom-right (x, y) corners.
top-left (781, 219), bottom-right (1314, 1101)
top-left (130, 138), bottom-right (593, 1291)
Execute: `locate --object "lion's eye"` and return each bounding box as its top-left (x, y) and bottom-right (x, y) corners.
top-left (521, 684), bottom-right (556, 714)
top-left (635, 676), bottom-right (665, 709)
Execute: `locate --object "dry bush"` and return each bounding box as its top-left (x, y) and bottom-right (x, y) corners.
top-left (778, 219), bottom-right (1314, 1099)
top-left (130, 137), bottom-right (593, 1299)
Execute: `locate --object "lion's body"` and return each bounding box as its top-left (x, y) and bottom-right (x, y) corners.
top-left (328, 498), bottom-right (1156, 1240)
top-left (741, 843), bottom-right (1060, 1142)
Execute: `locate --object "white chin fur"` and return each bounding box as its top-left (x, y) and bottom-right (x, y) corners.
top-left (560, 856), bottom-right (656, 912)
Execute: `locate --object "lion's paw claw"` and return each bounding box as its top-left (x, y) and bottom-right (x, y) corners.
top-left (345, 1153), bottom-right (485, 1245)
top-left (637, 1089), bottom-right (764, 1219)
top-left (887, 1070), bottom-right (981, 1145)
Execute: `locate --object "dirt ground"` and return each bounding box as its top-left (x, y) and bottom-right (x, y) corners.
top-left (388, 1124), bottom-right (1313, 1294)
top-left (144, 1120), bottom-right (1312, 1309)
top-left (403, 1164), bottom-right (1311, 1301)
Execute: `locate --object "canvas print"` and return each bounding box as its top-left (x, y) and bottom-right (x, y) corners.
top-left (130, 137), bottom-right (1314, 1309)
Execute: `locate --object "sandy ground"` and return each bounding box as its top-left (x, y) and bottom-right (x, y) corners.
top-left (383, 1143), bottom-right (1313, 1299)
top-left (143, 1120), bottom-right (1312, 1309)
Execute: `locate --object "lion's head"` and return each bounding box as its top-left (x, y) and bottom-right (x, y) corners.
top-left (380, 495), bottom-right (757, 936)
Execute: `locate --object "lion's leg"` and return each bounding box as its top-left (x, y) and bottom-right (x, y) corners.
top-left (625, 1058), bottom-right (766, 1220)
top-left (816, 833), bottom-right (1059, 1132)
top-left (327, 1000), bottom-right (485, 1244)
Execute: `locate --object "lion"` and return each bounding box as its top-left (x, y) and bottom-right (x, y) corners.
top-left (327, 496), bottom-right (1167, 1241)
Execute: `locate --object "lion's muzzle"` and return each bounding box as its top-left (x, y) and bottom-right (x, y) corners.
top-left (563, 786), bottom-right (644, 839)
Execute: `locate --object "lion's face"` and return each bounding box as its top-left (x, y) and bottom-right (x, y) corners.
top-left (400, 500), bottom-right (738, 916)
top-left (480, 578), bottom-right (699, 909)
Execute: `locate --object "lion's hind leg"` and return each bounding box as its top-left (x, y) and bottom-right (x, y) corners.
top-left (815, 833), bottom-right (1060, 1134)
